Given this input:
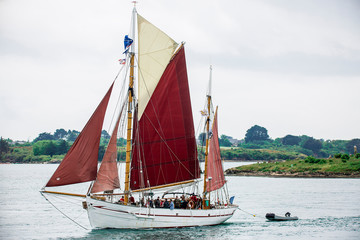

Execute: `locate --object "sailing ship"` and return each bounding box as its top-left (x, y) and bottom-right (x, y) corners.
top-left (41, 6), bottom-right (237, 229)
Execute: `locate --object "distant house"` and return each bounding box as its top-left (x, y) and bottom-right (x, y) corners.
top-left (227, 137), bottom-right (241, 147)
top-left (197, 134), bottom-right (242, 147)
top-left (9, 140), bottom-right (27, 145)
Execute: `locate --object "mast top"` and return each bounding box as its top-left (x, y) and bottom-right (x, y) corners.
top-left (130, 1), bottom-right (137, 54)
top-left (132, 1), bottom-right (137, 8)
top-left (206, 65), bottom-right (212, 97)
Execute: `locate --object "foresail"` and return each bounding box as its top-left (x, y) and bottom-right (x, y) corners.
top-left (206, 108), bottom-right (226, 192)
top-left (131, 46), bottom-right (200, 190)
top-left (91, 113), bottom-right (121, 193)
top-left (46, 83), bottom-right (114, 187)
top-left (137, 14), bottom-right (179, 120)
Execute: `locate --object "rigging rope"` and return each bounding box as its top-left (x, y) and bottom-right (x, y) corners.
top-left (48, 193), bottom-right (83, 206)
top-left (40, 192), bottom-right (89, 230)
top-left (133, 53), bottom-right (197, 189)
top-left (107, 60), bottom-right (129, 135)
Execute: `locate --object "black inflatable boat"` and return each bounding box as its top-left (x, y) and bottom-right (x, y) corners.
top-left (265, 213), bottom-right (298, 221)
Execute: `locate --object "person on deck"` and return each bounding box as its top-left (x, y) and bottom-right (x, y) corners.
top-left (181, 196), bottom-right (188, 209)
top-left (129, 195), bottom-right (135, 204)
top-left (197, 197), bottom-right (202, 209)
top-left (163, 198), bottom-right (170, 208)
top-left (149, 198), bottom-right (154, 208)
top-left (155, 197), bottom-right (161, 208)
top-left (170, 199), bottom-right (174, 210)
top-left (117, 196), bottom-right (124, 204)
top-left (174, 196), bottom-right (181, 209)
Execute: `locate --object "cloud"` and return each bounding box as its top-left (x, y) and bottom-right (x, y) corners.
top-left (1, 0), bottom-right (359, 141)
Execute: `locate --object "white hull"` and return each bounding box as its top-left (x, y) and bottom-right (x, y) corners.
top-left (86, 197), bottom-right (237, 229)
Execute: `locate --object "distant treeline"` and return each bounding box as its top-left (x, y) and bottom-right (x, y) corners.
top-left (0, 128), bottom-right (127, 163)
top-left (1, 125), bottom-right (359, 163)
top-left (199, 125), bottom-right (359, 160)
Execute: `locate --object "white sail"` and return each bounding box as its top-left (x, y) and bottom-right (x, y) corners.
top-left (137, 14), bottom-right (179, 119)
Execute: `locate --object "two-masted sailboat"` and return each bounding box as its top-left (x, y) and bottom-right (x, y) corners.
top-left (41, 6), bottom-right (237, 229)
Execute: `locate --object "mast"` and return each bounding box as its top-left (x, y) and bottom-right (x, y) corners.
top-left (203, 65), bottom-right (212, 209)
top-left (124, 6), bottom-right (137, 204)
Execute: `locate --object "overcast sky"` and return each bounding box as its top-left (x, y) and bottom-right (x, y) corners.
top-left (1, 0), bottom-right (360, 141)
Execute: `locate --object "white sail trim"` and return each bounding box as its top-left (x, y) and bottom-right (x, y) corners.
top-left (137, 14), bottom-right (179, 119)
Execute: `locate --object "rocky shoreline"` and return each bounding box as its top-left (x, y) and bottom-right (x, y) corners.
top-left (225, 168), bottom-right (360, 178)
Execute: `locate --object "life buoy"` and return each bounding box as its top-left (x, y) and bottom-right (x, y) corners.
top-left (187, 200), bottom-right (195, 209)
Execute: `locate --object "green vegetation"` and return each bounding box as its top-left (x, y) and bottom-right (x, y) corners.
top-left (218, 125), bottom-right (359, 159)
top-left (33, 140), bottom-right (69, 157)
top-left (245, 125), bottom-right (269, 143)
top-left (282, 135), bottom-right (301, 146)
top-left (0, 128), bottom-right (127, 164)
top-left (219, 135), bottom-right (232, 147)
top-left (0, 137), bottom-right (10, 155)
top-left (220, 148), bottom-right (306, 161)
top-left (227, 155), bottom-right (360, 176)
top-left (1, 144), bottom-right (63, 163)
top-left (1, 124), bottom-right (359, 164)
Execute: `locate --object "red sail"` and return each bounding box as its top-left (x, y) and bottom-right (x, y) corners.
top-left (46, 83), bottom-right (114, 187)
top-left (131, 47), bottom-right (200, 190)
top-left (91, 114), bottom-right (121, 193)
top-left (206, 108), bottom-right (226, 192)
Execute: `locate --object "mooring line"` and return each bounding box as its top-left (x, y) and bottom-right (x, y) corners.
top-left (237, 207), bottom-right (257, 217)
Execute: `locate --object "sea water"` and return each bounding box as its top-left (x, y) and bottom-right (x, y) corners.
top-left (0, 163), bottom-right (359, 239)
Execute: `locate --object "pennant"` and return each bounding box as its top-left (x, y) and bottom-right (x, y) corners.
top-left (123, 35), bottom-right (133, 54)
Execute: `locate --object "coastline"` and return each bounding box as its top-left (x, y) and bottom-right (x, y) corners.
top-left (223, 159), bottom-right (266, 162)
top-left (225, 169), bottom-right (360, 178)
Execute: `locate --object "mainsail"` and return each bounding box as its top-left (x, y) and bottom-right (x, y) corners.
top-left (130, 46), bottom-right (200, 190)
top-left (46, 83), bottom-right (114, 187)
top-left (206, 108), bottom-right (226, 192)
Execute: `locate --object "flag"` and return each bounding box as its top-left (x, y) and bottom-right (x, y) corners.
top-left (200, 110), bottom-right (208, 116)
top-left (119, 59), bottom-right (126, 65)
top-left (123, 35), bottom-right (133, 54)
